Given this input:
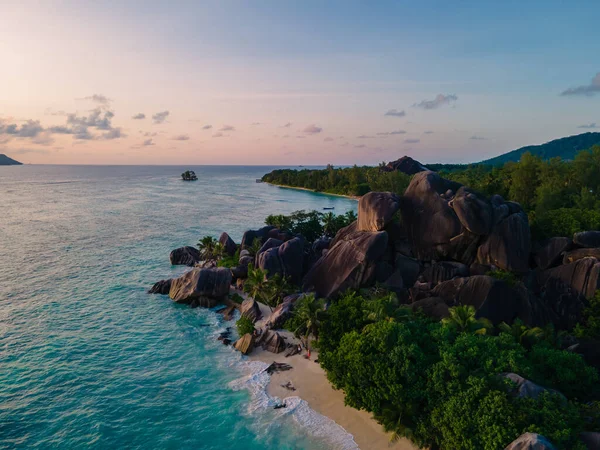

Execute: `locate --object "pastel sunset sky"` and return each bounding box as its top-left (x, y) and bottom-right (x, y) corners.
top-left (1, 0), bottom-right (599, 165)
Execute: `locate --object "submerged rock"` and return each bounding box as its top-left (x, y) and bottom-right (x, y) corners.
top-left (148, 279), bottom-right (171, 294)
top-left (169, 246), bottom-right (201, 266)
top-left (169, 267), bottom-right (232, 306)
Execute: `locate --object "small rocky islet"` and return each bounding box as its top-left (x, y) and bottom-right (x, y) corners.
top-left (150, 157), bottom-right (600, 450)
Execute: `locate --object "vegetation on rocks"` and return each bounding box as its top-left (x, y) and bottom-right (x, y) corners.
top-left (265, 209), bottom-right (357, 241)
top-left (235, 315), bottom-right (255, 336)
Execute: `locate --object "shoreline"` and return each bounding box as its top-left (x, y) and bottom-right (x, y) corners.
top-left (264, 182), bottom-right (359, 200)
top-left (245, 301), bottom-right (416, 450)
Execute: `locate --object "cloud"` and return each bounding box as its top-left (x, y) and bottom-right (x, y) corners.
top-left (578, 123), bottom-right (598, 129)
top-left (414, 94), bottom-right (458, 110)
top-left (324, 137), bottom-right (334, 142)
top-left (202, 124), bottom-right (212, 130)
top-left (172, 134), bottom-right (190, 141)
top-left (296, 135), bottom-right (306, 139)
top-left (560, 73), bottom-right (600, 97)
top-left (384, 109), bottom-right (406, 117)
top-left (9, 148), bottom-right (51, 155)
top-left (251, 122), bottom-right (261, 126)
top-left (132, 113), bottom-right (146, 120)
top-left (281, 134), bottom-right (290, 138)
top-left (152, 111), bottom-right (170, 124)
top-left (282, 122), bottom-right (292, 128)
top-left (357, 135), bottom-right (375, 139)
top-left (470, 135), bottom-right (486, 140)
top-left (101, 128), bottom-right (126, 140)
top-left (45, 108), bottom-right (68, 116)
top-left (354, 144), bottom-right (366, 148)
top-left (80, 94), bottom-right (111, 105)
top-left (404, 138), bottom-right (420, 143)
top-left (0, 119), bottom-right (44, 138)
top-left (376, 130), bottom-right (407, 136)
top-left (303, 124), bottom-right (322, 134)
top-left (219, 125), bottom-right (235, 131)
top-left (424, 130), bottom-right (434, 134)
top-left (143, 138), bottom-right (155, 146)
top-left (212, 132), bottom-right (224, 138)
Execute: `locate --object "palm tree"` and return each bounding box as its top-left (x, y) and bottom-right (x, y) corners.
top-left (442, 305), bottom-right (493, 335)
top-left (344, 210), bottom-right (357, 223)
top-left (243, 264), bottom-right (270, 303)
top-left (247, 238), bottom-right (263, 257)
top-left (197, 236), bottom-right (218, 260)
top-left (262, 274), bottom-right (292, 312)
top-left (322, 212), bottom-right (337, 236)
top-left (291, 294), bottom-right (324, 345)
top-left (498, 319), bottom-right (545, 348)
top-left (364, 293), bottom-right (399, 322)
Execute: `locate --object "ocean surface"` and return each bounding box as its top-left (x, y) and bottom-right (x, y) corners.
top-left (0, 165), bottom-right (358, 450)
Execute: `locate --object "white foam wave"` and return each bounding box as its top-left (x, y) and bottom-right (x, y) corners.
top-left (229, 359), bottom-right (359, 450)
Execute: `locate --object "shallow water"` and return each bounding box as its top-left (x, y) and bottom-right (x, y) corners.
top-left (0, 165), bottom-right (357, 449)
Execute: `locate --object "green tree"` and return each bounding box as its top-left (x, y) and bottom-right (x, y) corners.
top-left (442, 305), bottom-right (493, 335)
top-left (236, 315), bottom-right (255, 336)
top-left (289, 294), bottom-right (324, 346)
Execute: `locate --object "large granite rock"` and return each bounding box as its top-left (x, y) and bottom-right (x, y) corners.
top-left (241, 226), bottom-right (276, 249)
top-left (502, 373), bottom-right (564, 400)
top-left (574, 231), bottom-right (600, 248)
top-left (148, 279), bottom-right (171, 294)
top-left (265, 294), bottom-right (303, 329)
top-left (303, 230), bottom-right (388, 298)
top-left (169, 267), bottom-right (232, 306)
top-left (504, 433), bottom-right (556, 450)
top-left (533, 237), bottom-right (572, 270)
top-left (234, 333), bottom-right (255, 355)
top-left (421, 261), bottom-right (469, 285)
top-left (241, 298), bottom-right (262, 323)
top-left (357, 191), bottom-right (401, 232)
top-left (401, 171), bottom-right (463, 260)
top-left (538, 277), bottom-right (587, 330)
top-left (538, 257), bottom-right (600, 299)
top-left (380, 156), bottom-right (429, 175)
top-left (449, 186), bottom-right (493, 235)
top-left (580, 432), bottom-right (600, 450)
top-left (169, 246), bottom-right (201, 266)
top-left (563, 247), bottom-right (600, 264)
top-left (256, 237), bottom-right (304, 284)
top-left (476, 211), bottom-right (531, 273)
top-left (219, 232), bottom-right (237, 256)
top-left (260, 330), bottom-right (286, 353)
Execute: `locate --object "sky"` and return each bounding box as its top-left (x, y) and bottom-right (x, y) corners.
top-left (1, 0), bottom-right (599, 165)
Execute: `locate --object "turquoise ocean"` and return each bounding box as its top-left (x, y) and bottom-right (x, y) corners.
top-left (0, 165), bottom-right (358, 450)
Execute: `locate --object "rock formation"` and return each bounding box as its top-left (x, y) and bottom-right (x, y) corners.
top-left (169, 267), bottom-right (231, 306)
top-left (504, 433), bottom-right (556, 450)
top-left (234, 333), bottom-right (255, 355)
top-left (219, 232), bottom-right (237, 256)
top-left (169, 246), bottom-right (201, 266)
top-left (240, 298), bottom-right (262, 323)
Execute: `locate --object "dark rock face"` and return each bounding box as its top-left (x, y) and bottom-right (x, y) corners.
top-left (256, 237), bottom-right (304, 284)
top-left (533, 237), bottom-right (572, 270)
top-left (240, 226), bottom-right (276, 249)
top-left (402, 171), bottom-right (462, 260)
top-left (380, 156), bottom-right (429, 175)
top-left (169, 246), bottom-right (201, 266)
top-left (259, 330), bottom-right (286, 353)
top-left (504, 433), bottom-right (556, 450)
top-left (169, 267), bottom-right (232, 306)
top-left (421, 261), bottom-right (469, 285)
top-left (476, 211), bottom-right (531, 273)
top-left (241, 298), bottom-right (262, 323)
top-left (449, 187), bottom-right (493, 235)
top-left (303, 230), bottom-right (388, 298)
top-left (257, 238), bottom-right (283, 259)
top-left (265, 293), bottom-right (304, 329)
top-left (538, 277), bottom-right (587, 330)
top-left (219, 232), bottom-right (237, 256)
top-left (580, 432), bottom-right (600, 450)
top-left (410, 297), bottom-right (450, 319)
top-left (148, 279), bottom-right (172, 294)
top-left (574, 231), bottom-right (600, 248)
top-left (502, 373), bottom-right (564, 400)
top-left (357, 191), bottom-right (401, 232)
top-left (538, 257), bottom-right (600, 299)
top-left (563, 247), bottom-right (600, 264)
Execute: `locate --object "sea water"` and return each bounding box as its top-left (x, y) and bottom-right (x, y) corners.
top-left (0, 165), bottom-right (358, 450)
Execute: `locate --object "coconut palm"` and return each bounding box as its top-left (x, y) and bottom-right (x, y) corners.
top-left (291, 294), bottom-right (324, 344)
top-left (247, 238), bottom-right (264, 257)
top-left (197, 236), bottom-right (220, 260)
top-left (262, 274), bottom-right (292, 312)
top-left (498, 319), bottom-right (546, 348)
top-left (243, 264), bottom-right (269, 303)
top-left (442, 305), bottom-right (493, 335)
top-left (322, 212), bottom-right (337, 237)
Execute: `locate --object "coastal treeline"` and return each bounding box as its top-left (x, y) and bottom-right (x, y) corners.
top-left (262, 146), bottom-right (600, 240)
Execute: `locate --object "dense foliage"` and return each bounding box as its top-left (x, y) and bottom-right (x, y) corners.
top-left (243, 264), bottom-right (293, 311)
top-left (263, 146), bottom-right (600, 240)
top-left (316, 290), bottom-right (599, 449)
top-left (265, 209), bottom-right (357, 241)
top-left (235, 315), bottom-right (255, 336)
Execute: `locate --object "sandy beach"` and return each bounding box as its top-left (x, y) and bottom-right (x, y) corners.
top-left (264, 182), bottom-right (360, 200)
top-left (247, 301), bottom-right (417, 450)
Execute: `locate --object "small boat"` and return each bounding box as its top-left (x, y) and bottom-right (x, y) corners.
top-left (323, 207), bottom-right (335, 210)
top-left (181, 170), bottom-right (198, 181)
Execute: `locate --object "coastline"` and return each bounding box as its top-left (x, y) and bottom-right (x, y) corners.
top-left (264, 182), bottom-right (359, 200)
top-left (246, 301), bottom-right (417, 450)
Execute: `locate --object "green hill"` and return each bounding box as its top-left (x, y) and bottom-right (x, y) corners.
top-left (0, 154), bottom-right (22, 165)
top-left (480, 132), bottom-right (600, 165)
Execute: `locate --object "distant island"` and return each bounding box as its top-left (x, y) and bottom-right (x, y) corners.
top-left (181, 170), bottom-right (198, 181)
top-left (0, 154), bottom-right (22, 165)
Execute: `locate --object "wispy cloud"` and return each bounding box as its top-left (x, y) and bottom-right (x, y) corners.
top-left (0, 119), bottom-right (44, 138)
top-left (281, 122), bottom-right (292, 128)
top-left (251, 122), bottom-right (261, 126)
top-left (376, 130), bottom-right (407, 136)
top-left (578, 123), bottom-right (598, 129)
top-left (80, 94), bottom-right (111, 105)
top-left (414, 94), bottom-right (457, 110)
top-left (302, 124), bottom-right (322, 134)
top-left (172, 134), bottom-right (190, 141)
top-left (357, 135), bottom-right (375, 139)
top-left (152, 111), bottom-right (170, 124)
top-left (384, 109), bottom-right (406, 117)
top-left (404, 138), bottom-right (420, 143)
top-left (202, 124), bottom-right (212, 130)
top-left (324, 137), bottom-right (334, 142)
top-left (470, 135), bottom-right (486, 140)
top-left (132, 113), bottom-right (145, 120)
top-left (219, 125), bottom-right (235, 131)
top-left (354, 144), bottom-right (366, 148)
top-left (561, 73), bottom-right (600, 97)
top-left (143, 138), bottom-right (155, 146)
top-left (212, 132), bottom-right (224, 138)
top-left (424, 130), bottom-right (434, 134)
